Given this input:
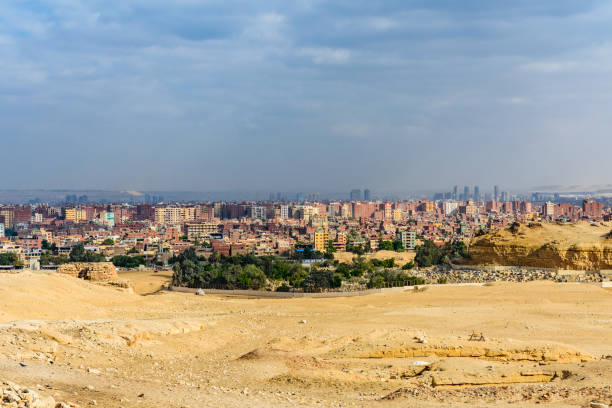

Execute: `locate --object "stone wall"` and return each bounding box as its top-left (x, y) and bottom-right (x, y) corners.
top-left (57, 262), bottom-right (119, 282)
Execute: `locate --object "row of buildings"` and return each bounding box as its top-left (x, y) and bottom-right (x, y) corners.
top-left (0, 197), bottom-right (609, 266)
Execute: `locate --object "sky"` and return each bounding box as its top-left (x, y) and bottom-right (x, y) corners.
top-left (2, 0), bottom-right (612, 193)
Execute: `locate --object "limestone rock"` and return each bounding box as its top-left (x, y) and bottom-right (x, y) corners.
top-left (57, 262), bottom-right (119, 282)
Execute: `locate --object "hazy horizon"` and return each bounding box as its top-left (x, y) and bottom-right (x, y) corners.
top-left (2, 1), bottom-right (612, 191)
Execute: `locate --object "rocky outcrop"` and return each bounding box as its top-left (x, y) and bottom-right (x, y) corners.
top-left (1, 380), bottom-right (64, 407)
top-left (57, 262), bottom-right (119, 282)
top-left (468, 222), bottom-right (612, 270)
top-left (358, 344), bottom-right (594, 364)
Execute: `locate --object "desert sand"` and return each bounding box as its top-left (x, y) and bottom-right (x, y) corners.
top-left (334, 250), bottom-right (416, 266)
top-left (1, 270), bottom-right (611, 407)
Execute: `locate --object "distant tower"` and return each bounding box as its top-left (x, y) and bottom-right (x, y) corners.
top-left (350, 189), bottom-right (362, 201)
top-left (452, 185), bottom-right (458, 200)
top-left (474, 186), bottom-right (480, 201)
top-left (364, 189), bottom-right (371, 201)
top-left (463, 186), bottom-right (470, 201)
top-left (494, 185), bottom-right (499, 202)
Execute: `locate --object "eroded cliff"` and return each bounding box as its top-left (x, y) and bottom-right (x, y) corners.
top-left (468, 222), bottom-right (612, 270)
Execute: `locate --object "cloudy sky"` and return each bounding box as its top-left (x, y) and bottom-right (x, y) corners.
top-left (2, 0), bottom-right (612, 193)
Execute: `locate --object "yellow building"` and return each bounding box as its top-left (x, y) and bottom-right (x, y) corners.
top-left (313, 228), bottom-right (329, 252)
top-left (64, 208), bottom-right (77, 222)
top-left (155, 207), bottom-right (182, 225)
top-left (64, 208), bottom-right (87, 223)
top-left (392, 209), bottom-right (403, 222)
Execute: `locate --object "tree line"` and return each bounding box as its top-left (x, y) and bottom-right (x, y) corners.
top-left (171, 249), bottom-right (425, 292)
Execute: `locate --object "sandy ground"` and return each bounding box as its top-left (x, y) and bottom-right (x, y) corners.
top-left (0, 270), bottom-right (611, 407)
top-left (334, 250), bottom-right (416, 266)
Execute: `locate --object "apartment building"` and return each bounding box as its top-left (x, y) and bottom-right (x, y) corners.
top-left (313, 228), bottom-right (329, 252)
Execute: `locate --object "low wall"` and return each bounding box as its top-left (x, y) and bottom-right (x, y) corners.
top-left (167, 282), bottom-right (485, 298)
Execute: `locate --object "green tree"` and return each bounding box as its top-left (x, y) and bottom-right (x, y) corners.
top-left (415, 240), bottom-right (443, 267)
top-left (102, 238), bottom-right (114, 246)
top-left (69, 243), bottom-right (105, 262)
top-left (237, 265), bottom-right (267, 290)
top-left (378, 240), bottom-right (394, 251)
top-left (40, 251), bottom-right (69, 266)
top-left (3, 228), bottom-right (17, 237)
top-left (392, 239), bottom-right (405, 252)
top-left (0, 252), bottom-right (20, 266)
top-left (111, 255), bottom-right (146, 268)
top-left (303, 269), bottom-right (339, 292)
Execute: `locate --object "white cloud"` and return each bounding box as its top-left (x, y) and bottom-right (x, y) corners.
top-left (297, 47), bottom-right (351, 64)
top-left (242, 12), bottom-right (286, 42)
top-left (367, 17), bottom-right (398, 31)
top-left (519, 61), bottom-right (579, 73)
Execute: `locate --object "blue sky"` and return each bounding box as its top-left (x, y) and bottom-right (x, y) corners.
top-left (2, 0), bottom-right (612, 192)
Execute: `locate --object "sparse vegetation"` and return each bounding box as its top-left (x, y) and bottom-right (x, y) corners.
top-left (0, 252), bottom-right (22, 266)
top-left (40, 251), bottom-right (69, 265)
top-left (111, 255), bottom-right (146, 268)
top-left (69, 243), bottom-right (106, 262)
top-left (414, 240), bottom-right (469, 267)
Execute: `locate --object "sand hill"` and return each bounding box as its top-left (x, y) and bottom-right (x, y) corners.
top-left (0, 270), bottom-right (611, 407)
top-left (468, 222), bottom-right (612, 270)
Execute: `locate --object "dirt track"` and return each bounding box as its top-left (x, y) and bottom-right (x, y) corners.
top-left (1, 270), bottom-right (611, 407)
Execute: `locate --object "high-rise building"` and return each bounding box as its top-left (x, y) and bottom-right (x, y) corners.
top-left (350, 189), bottom-right (362, 201)
top-left (543, 201), bottom-right (556, 219)
top-left (313, 228), bottom-right (329, 252)
top-left (474, 186), bottom-right (480, 201)
top-left (494, 185), bottom-right (499, 202)
top-left (280, 205), bottom-right (289, 219)
top-left (452, 186), bottom-right (458, 200)
top-left (364, 189), bottom-right (371, 201)
top-left (248, 206), bottom-right (266, 220)
top-left (583, 199), bottom-right (603, 219)
top-left (501, 191), bottom-right (508, 202)
top-left (463, 186), bottom-right (470, 201)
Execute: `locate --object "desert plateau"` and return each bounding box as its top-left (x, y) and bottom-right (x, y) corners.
top-left (1, 269), bottom-right (611, 408)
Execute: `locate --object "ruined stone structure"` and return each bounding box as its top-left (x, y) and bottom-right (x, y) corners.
top-left (57, 262), bottom-right (119, 282)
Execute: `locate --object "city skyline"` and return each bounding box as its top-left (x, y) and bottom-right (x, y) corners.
top-left (3, 182), bottom-right (612, 205)
top-left (2, 1), bottom-right (612, 191)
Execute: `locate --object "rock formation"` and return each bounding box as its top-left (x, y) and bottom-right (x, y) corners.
top-left (57, 262), bottom-right (119, 282)
top-left (468, 222), bottom-right (612, 270)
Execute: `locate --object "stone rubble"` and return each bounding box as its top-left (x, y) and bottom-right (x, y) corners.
top-left (1, 380), bottom-right (70, 408)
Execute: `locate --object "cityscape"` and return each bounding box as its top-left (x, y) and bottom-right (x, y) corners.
top-left (2, 0), bottom-right (612, 407)
top-left (0, 186), bottom-right (608, 270)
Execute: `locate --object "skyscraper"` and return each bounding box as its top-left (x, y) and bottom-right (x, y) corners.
top-left (474, 186), bottom-right (480, 201)
top-left (364, 189), bottom-right (371, 201)
top-left (350, 189), bottom-right (362, 201)
top-left (452, 185), bottom-right (458, 200)
top-left (494, 185), bottom-right (499, 202)
top-left (463, 186), bottom-right (470, 201)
